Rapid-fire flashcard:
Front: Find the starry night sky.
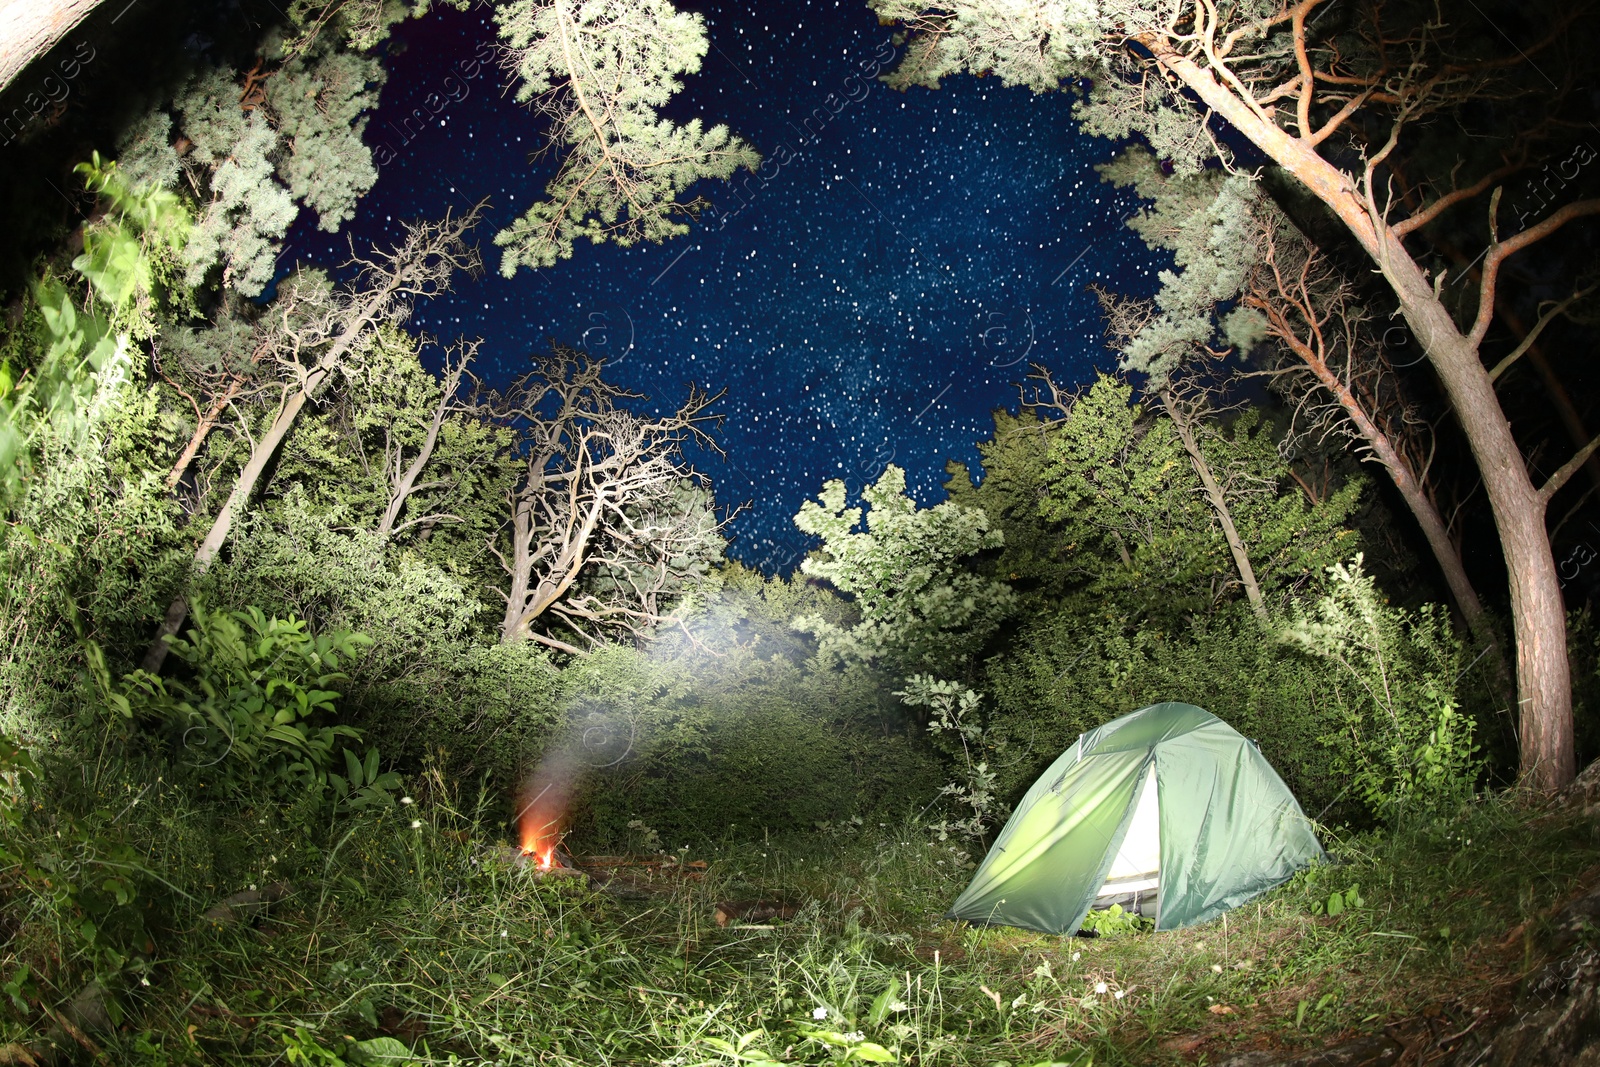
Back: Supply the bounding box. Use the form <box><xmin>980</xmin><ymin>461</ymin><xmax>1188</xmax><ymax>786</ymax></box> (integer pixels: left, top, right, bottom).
<box><xmin>282</xmin><ymin>0</ymin><xmax>1161</xmax><ymax>574</ymax></box>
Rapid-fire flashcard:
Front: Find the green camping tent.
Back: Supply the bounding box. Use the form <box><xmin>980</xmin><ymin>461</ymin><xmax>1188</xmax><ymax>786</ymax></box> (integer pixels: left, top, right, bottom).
<box><xmin>947</xmin><ymin>702</ymin><xmax>1323</xmax><ymax>933</ymax></box>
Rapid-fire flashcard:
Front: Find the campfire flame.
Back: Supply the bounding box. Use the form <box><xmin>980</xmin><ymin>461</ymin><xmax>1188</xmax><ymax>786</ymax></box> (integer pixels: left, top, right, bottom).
<box><xmin>516</xmin><ymin>771</ymin><xmax>572</xmax><ymax>871</ymax></box>
<box><xmin>519</xmin><ymin>818</ymin><xmax>557</xmax><ymax>870</ymax></box>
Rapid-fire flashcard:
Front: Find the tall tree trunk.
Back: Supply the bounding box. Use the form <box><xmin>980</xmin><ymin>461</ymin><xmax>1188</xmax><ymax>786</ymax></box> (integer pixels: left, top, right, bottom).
<box><xmin>0</xmin><ymin>0</ymin><xmax>100</xmax><ymax>96</ymax></box>
<box><xmin>1160</xmin><ymin>389</ymin><xmax>1269</xmax><ymax>622</ymax></box>
<box><xmin>1148</xmin><ymin>39</ymin><xmax>1576</xmax><ymax>789</ymax></box>
<box><xmin>1286</xmin><ymin>330</ymin><xmax>1508</xmax><ymax>687</ymax></box>
<box><xmin>1253</xmin><ymin>291</ymin><xmax>1507</xmax><ymax>680</ymax></box>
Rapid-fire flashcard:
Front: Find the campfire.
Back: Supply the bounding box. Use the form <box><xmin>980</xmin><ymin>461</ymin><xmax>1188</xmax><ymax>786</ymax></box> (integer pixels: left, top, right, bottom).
<box><xmin>516</xmin><ymin>784</ymin><xmax>570</xmax><ymax>871</ymax></box>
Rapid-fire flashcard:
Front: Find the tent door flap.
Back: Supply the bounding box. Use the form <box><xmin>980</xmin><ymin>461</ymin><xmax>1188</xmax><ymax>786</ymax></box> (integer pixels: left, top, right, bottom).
<box><xmin>1094</xmin><ymin>763</ymin><xmax>1160</xmax><ymax>903</ymax></box>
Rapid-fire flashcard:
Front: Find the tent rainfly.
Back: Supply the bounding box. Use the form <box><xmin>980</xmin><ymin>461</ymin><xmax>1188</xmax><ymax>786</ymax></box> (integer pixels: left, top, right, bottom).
<box><xmin>947</xmin><ymin>702</ymin><xmax>1324</xmax><ymax>933</ymax></box>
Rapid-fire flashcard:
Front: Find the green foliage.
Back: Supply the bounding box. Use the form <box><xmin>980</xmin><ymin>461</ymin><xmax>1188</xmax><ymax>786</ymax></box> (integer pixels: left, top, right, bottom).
<box><xmin>865</xmin><ymin>1</ymin><xmax>1259</xmax><ymax>174</ymax></box>
<box><xmin>131</xmin><ymin>36</ymin><xmax>383</xmax><ymax>296</ymax></box>
<box><xmin>173</xmin><ymin>70</ymin><xmax>300</xmax><ymax>296</ymax></box>
<box><xmin>0</xmin><ymin>157</ymin><xmax>190</xmax><ymax>510</ymax></box>
<box><xmin>0</xmin><ymin>734</ymin><xmax>39</xmax><ymax>866</ymax></box>
<box><xmin>1095</xmin><ymin>147</ymin><xmax>1262</xmax><ymax>387</ymax></box>
<box><xmin>944</xmin><ymin>410</ymin><xmax>1069</xmax><ymax>609</ymax></box>
<box><xmin>867</xmin><ymin>0</ymin><xmax>1100</xmax><ymax>94</ymax></box>
<box><xmin>266</xmin><ymin>39</ymin><xmax>385</xmax><ymax>232</ymax></box>
<box><xmin>72</xmin><ymin>153</ymin><xmax>193</xmax><ymax>338</ymax></box>
<box><xmin>1078</xmin><ymin>902</ymin><xmax>1151</xmax><ymax>937</ymax></box>
<box><xmin>0</xmin><ymin>284</ymin><xmax>125</xmax><ymax>505</ymax></box>
<box><xmin>1283</xmin><ymin>556</ymin><xmax>1483</xmax><ymax>822</ymax></box>
<box><xmin>492</xmin><ymin>0</ymin><xmax>760</xmax><ymax>273</ymax></box>
<box><xmin>271</xmin><ymin>325</ymin><xmax>512</xmax><ymax>557</ymax></box>
<box><xmin>1032</xmin><ymin>376</ymin><xmax>1360</xmax><ymax>622</ymax></box>
<box><xmin>560</xmin><ymin>628</ymin><xmax>943</xmax><ymax>847</ymax></box>
<box><xmin>284</xmin><ymin>0</ymin><xmax>471</xmax><ymax>54</ymax></box>
<box><xmin>1038</xmin><ymin>376</ymin><xmax>1221</xmax><ymax>615</ymax></box>
<box><xmin>895</xmin><ymin>676</ymin><xmax>1000</xmax><ymax>844</ymax></box>
<box><xmin>1311</xmin><ymin>884</ymin><xmax>1364</xmax><ymax>917</ymax></box>
<box><xmin>119</xmin><ymin>601</ymin><xmax>382</xmax><ymax>803</ymax></box>
<box><xmin>985</xmin><ymin>600</ymin><xmax>1349</xmax><ymax>817</ymax></box>
<box><xmin>0</xmin><ymin>739</ymin><xmax>159</xmax><ymax>988</ymax></box>
<box><xmin>794</xmin><ymin>465</ymin><xmax>1019</xmax><ymax>677</ymax></box>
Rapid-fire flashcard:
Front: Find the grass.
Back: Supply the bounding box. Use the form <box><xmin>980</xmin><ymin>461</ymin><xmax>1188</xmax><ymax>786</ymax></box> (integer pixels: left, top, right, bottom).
<box><xmin>6</xmin><ymin>768</ymin><xmax>1599</xmax><ymax>1067</ymax></box>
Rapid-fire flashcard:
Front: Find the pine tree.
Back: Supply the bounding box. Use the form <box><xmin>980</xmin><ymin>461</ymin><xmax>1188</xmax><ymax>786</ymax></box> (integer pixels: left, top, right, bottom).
<box><xmin>115</xmin><ymin>33</ymin><xmax>385</xmax><ymax>297</ymax></box>
<box><xmin>491</xmin><ymin>0</ymin><xmax>759</xmax><ymax>274</ymax></box>
<box><xmin>792</xmin><ymin>465</ymin><xmax>1019</xmax><ymax>677</ymax></box>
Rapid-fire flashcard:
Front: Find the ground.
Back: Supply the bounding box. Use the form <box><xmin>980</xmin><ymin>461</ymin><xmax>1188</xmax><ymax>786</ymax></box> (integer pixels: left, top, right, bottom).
<box><xmin>12</xmin><ymin>788</ymin><xmax>1600</xmax><ymax>1066</ymax></box>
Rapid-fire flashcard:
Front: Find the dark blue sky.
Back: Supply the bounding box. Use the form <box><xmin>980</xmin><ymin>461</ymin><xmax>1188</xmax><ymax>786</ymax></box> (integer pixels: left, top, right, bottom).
<box><xmin>284</xmin><ymin>0</ymin><xmax>1159</xmax><ymax>574</ymax></box>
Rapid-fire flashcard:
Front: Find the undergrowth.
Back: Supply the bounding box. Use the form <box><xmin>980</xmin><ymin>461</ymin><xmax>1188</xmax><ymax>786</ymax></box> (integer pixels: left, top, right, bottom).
<box><xmin>7</xmin><ymin>770</ymin><xmax>1596</xmax><ymax>1067</ymax></box>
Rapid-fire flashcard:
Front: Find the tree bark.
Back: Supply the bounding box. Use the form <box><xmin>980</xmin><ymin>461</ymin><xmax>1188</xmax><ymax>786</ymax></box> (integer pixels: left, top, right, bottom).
<box><xmin>375</xmin><ymin>352</ymin><xmax>469</xmax><ymax>538</ymax></box>
<box><xmin>165</xmin><ymin>381</ymin><xmax>241</xmax><ymax>490</ymax></box>
<box><xmin>1146</xmin><ymin>38</ymin><xmax>1575</xmax><ymax>789</ymax></box>
<box><xmin>1160</xmin><ymin>389</ymin><xmax>1269</xmax><ymax>622</ymax></box>
<box><xmin>0</xmin><ymin>0</ymin><xmax>100</xmax><ymax>97</ymax></box>
<box><xmin>140</xmin><ymin>294</ymin><xmax>385</xmax><ymax>672</ymax></box>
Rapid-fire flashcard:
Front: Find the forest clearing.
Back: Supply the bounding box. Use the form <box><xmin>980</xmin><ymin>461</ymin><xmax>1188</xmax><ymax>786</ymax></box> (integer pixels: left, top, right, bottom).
<box><xmin>3</xmin><ymin>0</ymin><xmax>1600</xmax><ymax>1064</ymax></box>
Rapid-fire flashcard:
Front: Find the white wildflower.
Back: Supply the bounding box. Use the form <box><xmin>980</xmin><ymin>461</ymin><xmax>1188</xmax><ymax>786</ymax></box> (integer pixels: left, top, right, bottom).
<box><xmin>1093</xmin><ymin>981</ymin><xmax>1108</xmax><ymax>994</ymax></box>
<box><xmin>812</xmin><ymin>1007</ymin><xmax>828</xmax><ymax>1020</ymax></box>
<box><xmin>1113</xmin><ymin>989</ymin><xmax>1125</xmax><ymax>1000</ymax></box>
<box><xmin>400</xmin><ymin>796</ymin><xmax>414</xmax><ymax>805</ymax></box>
<box><xmin>411</xmin><ymin>819</ymin><xmax>423</xmax><ymax>829</ymax></box>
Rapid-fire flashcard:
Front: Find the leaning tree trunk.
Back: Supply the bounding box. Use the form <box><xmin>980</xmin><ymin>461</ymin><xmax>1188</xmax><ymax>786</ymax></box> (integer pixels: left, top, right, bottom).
<box><xmin>141</xmin><ymin>291</ymin><xmax>389</xmax><ymax>672</ymax></box>
<box><xmin>1160</xmin><ymin>389</ymin><xmax>1269</xmax><ymax>622</ymax></box>
<box><xmin>1150</xmin><ymin>40</ymin><xmax>1576</xmax><ymax>790</ymax></box>
<box><xmin>0</xmin><ymin>0</ymin><xmax>101</xmax><ymax>96</ymax></box>
<box><xmin>1264</xmin><ymin>316</ymin><xmax>1508</xmax><ymax>687</ymax></box>
<box><xmin>140</xmin><ymin>385</ymin><xmax>319</xmax><ymax>672</ymax></box>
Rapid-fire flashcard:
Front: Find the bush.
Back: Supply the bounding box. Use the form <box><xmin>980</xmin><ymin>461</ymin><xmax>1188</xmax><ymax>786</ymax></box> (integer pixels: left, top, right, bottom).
<box><xmin>558</xmin><ymin>645</ymin><xmax>944</xmax><ymax>848</ymax></box>
<box><xmin>985</xmin><ymin>599</ymin><xmax>1349</xmax><ymax>818</ymax></box>
<box><xmin>1283</xmin><ymin>555</ymin><xmax>1482</xmax><ymax>822</ymax></box>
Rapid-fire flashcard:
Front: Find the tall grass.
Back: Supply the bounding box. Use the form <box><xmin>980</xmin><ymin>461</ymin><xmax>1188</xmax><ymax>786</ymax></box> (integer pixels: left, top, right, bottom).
<box><xmin>6</xmin><ymin>768</ymin><xmax>1596</xmax><ymax>1066</ymax></box>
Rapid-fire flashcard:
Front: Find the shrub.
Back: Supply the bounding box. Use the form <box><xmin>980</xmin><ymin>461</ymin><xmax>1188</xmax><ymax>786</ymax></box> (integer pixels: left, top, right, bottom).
<box><xmin>895</xmin><ymin>675</ymin><xmax>1001</xmax><ymax>844</ymax></box>
<box><xmin>554</xmin><ymin>644</ymin><xmax>943</xmax><ymax>848</ymax></box>
<box><xmin>985</xmin><ymin>599</ymin><xmax>1348</xmax><ymax>818</ymax></box>
<box><xmin>1283</xmin><ymin>555</ymin><xmax>1482</xmax><ymax>822</ymax></box>
<box><xmin>118</xmin><ymin>601</ymin><xmax>397</xmax><ymax>810</ymax></box>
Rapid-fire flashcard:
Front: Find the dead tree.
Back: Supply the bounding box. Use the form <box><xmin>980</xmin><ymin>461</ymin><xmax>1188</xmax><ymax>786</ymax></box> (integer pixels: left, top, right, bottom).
<box><xmin>375</xmin><ymin>336</ymin><xmax>478</xmax><ymax>539</ymax></box>
<box><xmin>142</xmin><ymin>202</ymin><xmax>485</xmax><ymax>671</ymax></box>
<box><xmin>482</xmin><ymin>344</ymin><xmax>731</xmax><ymax>653</ymax></box>
<box><xmin>1239</xmin><ymin>209</ymin><xmax>1509</xmax><ymax>690</ymax></box>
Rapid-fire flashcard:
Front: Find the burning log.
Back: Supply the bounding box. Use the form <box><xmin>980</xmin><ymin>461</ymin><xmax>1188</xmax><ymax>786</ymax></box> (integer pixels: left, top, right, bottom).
<box><xmin>484</xmin><ymin>842</ymin><xmax>587</xmax><ymax>881</ymax></box>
